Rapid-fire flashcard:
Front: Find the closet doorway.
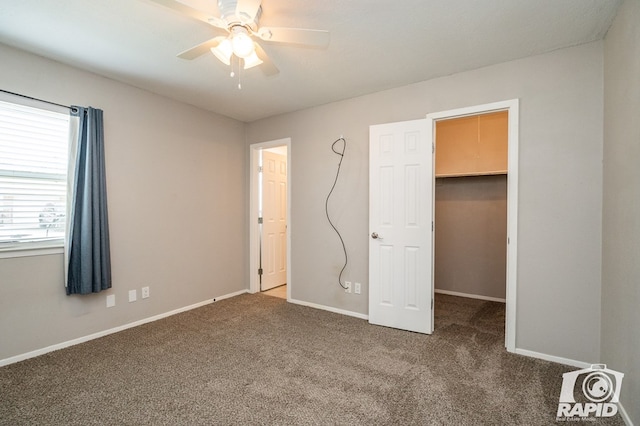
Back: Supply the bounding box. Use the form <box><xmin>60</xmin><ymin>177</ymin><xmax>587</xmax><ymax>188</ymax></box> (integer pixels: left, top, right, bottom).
<box><xmin>249</xmin><ymin>139</ymin><xmax>291</xmax><ymax>300</ymax></box>
<box><xmin>428</xmin><ymin>100</ymin><xmax>519</xmax><ymax>351</ymax></box>
<box><xmin>435</xmin><ymin>112</ymin><xmax>508</xmax><ymax>302</ymax></box>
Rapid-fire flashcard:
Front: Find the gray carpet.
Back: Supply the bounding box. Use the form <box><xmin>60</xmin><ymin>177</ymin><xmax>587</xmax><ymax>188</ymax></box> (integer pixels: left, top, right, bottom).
<box><xmin>0</xmin><ymin>293</ymin><xmax>625</xmax><ymax>425</ymax></box>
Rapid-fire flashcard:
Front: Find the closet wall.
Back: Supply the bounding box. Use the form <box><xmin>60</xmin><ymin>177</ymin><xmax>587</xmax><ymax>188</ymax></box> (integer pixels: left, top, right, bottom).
<box><xmin>434</xmin><ymin>111</ymin><xmax>508</xmax><ymax>300</ymax></box>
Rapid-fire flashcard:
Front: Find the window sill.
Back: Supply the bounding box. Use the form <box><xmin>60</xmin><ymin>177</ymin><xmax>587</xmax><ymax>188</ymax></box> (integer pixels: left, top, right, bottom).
<box><xmin>0</xmin><ymin>243</ymin><xmax>64</xmax><ymax>259</ymax></box>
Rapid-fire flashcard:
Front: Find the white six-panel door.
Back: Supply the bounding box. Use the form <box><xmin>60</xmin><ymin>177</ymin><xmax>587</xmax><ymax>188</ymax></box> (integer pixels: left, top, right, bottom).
<box><xmin>369</xmin><ymin>119</ymin><xmax>433</xmax><ymax>334</ymax></box>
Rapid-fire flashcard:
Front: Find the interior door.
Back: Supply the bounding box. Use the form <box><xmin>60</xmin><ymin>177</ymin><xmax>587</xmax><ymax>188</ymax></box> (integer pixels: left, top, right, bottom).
<box><xmin>369</xmin><ymin>119</ymin><xmax>434</xmax><ymax>334</ymax></box>
<box><xmin>261</xmin><ymin>150</ymin><xmax>287</xmax><ymax>291</ymax></box>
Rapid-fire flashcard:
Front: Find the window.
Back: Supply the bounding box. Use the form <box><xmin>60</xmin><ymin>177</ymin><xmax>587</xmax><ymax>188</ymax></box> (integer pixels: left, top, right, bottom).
<box><xmin>0</xmin><ymin>98</ymin><xmax>70</xmax><ymax>250</ymax></box>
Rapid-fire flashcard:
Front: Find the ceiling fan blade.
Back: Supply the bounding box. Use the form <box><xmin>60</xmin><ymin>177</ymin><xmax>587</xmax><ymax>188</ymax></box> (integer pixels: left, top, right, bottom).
<box><xmin>177</xmin><ymin>37</ymin><xmax>224</xmax><ymax>60</ymax></box>
<box><xmin>254</xmin><ymin>44</ymin><xmax>279</xmax><ymax>76</ymax></box>
<box><xmin>236</xmin><ymin>0</ymin><xmax>261</xmax><ymax>23</ymax></box>
<box><xmin>147</xmin><ymin>0</ymin><xmax>212</xmax><ymax>25</ymax></box>
<box><xmin>208</xmin><ymin>16</ymin><xmax>229</xmax><ymax>29</ymax></box>
<box><xmin>257</xmin><ymin>27</ymin><xmax>330</xmax><ymax>48</ymax></box>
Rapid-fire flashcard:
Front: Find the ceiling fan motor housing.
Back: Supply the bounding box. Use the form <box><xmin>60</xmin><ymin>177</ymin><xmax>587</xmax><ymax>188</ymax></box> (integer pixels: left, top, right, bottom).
<box><xmin>218</xmin><ymin>0</ymin><xmax>261</xmax><ymax>30</ymax></box>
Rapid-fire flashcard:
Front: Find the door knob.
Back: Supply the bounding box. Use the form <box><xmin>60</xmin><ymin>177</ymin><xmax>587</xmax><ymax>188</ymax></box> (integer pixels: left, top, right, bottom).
<box><xmin>371</xmin><ymin>232</ymin><xmax>381</xmax><ymax>239</ymax></box>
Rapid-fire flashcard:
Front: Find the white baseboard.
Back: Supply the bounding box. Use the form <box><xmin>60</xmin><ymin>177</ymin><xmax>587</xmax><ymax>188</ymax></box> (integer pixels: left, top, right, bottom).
<box><xmin>513</xmin><ymin>348</ymin><xmax>591</xmax><ymax>369</ymax></box>
<box><xmin>435</xmin><ymin>289</ymin><xmax>506</xmax><ymax>303</ymax></box>
<box><xmin>288</xmin><ymin>297</ymin><xmax>369</xmax><ymax>320</ymax></box>
<box><xmin>213</xmin><ymin>289</ymin><xmax>248</xmax><ymax>302</ymax></box>
<box><xmin>618</xmin><ymin>401</ymin><xmax>634</xmax><ymax>426</ymax></box>
<box><xmin>0</xmin><ymin>289</ymin><xmax>248</xmax><ymax>367</ymax></box>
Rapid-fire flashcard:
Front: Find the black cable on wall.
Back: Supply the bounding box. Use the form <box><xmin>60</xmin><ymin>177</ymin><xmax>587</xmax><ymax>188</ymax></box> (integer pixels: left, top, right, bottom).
<box><xmin>325</xmin><ymin>137</ymin><xmax>348</xmax><ymax>290</ymax></box>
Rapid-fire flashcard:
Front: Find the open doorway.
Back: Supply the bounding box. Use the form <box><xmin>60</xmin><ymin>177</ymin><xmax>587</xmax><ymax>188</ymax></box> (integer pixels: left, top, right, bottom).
<box><xmin>427</xmin><ymin>100</ymin><xmax>519</xmax><ymax>352</ymax></box>
<box><xmin>260</xmin><ymin>146</ymin><xmax>287</xmax><ymax>292</ymax></box>
<box><xmin>249</xmin><ymin>139</ymin><xmax>291</xmax><ymax>300</ymax></box>
<box><xmin>434</xmin><ymin>112</ymin><xmax>508</xmax><ymax>347</ymax></box>
<box><xmin>434</xmin><ymin>111</ymin><xmax>508</xmax><ymax>302</ymax></box>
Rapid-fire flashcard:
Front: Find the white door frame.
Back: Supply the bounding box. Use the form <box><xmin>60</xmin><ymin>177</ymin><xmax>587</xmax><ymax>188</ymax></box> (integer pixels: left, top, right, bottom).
<box><xmin>427</xmin><ymin>99</ymin><xmax>519</xmax><ymax>352</ymax></box>
<box><xmin>249</xmin><ymin>138</ymin><xmax>292</xmax><ymax>299</ymax></box>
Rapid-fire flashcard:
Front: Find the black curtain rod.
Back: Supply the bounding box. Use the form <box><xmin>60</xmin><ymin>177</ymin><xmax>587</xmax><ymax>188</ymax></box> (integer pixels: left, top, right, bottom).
<box><xmin>0</xmin><ymin>89</ymin><xmax>74</xmax><ymax>111</ymax></box>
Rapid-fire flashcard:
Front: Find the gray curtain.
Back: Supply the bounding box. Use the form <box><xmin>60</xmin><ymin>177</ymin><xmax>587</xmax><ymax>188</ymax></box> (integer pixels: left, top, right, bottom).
<box><xmin>65</xmin><ymin>106</ymin><xmax>111</xmax><ymax>295</ymax></box>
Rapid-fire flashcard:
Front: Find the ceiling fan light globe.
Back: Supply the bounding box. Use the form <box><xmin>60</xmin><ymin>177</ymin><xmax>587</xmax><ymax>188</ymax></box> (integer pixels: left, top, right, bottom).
<box><xmin>210</xmin><ymin>39</ymin><xmax>233</xmax><ymax>65</ymax></box>
<box><xmin>231</xmin><ymin>31</ymin><xmax>255</xmax><ymax>58</ymax></box>
<box><xmin>242</xmin><ymin>50</ymin><xmax>263</xmax><ymax>69</ymax></box>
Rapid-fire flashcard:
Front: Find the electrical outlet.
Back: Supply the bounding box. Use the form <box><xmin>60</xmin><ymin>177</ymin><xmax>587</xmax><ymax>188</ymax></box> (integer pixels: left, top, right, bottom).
<box><xmin>106</xmin><ymin>294</ymin><xmax>115</xmax><ymax>308</ymax></box>
<box><xmin>354</xmin><ymin>282</ymin><xmax>361</xmax><ymax>294</ymax></box>
<box><xmin>128</xmin><ymin>289</ymin><xmax>137</xmax><ymax>302</ymax></box>
<box><xmin>344</xmin><ymin>281</ymin><xmax>351</xmax><ymax>293</ymax></box>
<box><xmin>141</xmin><ymin>286</ymin><xmax>150</xmax><ymax>299</ymax></box>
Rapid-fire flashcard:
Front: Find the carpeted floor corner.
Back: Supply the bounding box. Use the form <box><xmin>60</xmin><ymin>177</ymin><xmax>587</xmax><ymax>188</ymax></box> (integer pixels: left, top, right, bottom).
<box><xmin>0</xmin><ymin>293</ymin><xmax>625</xmax><ymax>425</ymax></box>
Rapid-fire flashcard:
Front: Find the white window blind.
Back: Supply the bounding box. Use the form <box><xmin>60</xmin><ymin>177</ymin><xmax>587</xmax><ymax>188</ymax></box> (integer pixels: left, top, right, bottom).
<box><xmin>0</xmin><ymin>99</ymin><xmax>70</xmax><ymax>248</ymax></box>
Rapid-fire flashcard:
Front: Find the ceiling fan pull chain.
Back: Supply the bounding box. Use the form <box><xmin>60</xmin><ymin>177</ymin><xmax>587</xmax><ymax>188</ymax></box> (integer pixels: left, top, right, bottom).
<box><xmin>230</xmin><ymin>55</ymin><xmax>236</xmax><ymax>78</ymax></box>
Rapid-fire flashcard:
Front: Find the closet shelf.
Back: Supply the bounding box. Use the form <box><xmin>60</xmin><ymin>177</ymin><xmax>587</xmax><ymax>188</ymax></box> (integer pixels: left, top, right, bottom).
<box><xmin>436</xmin><ymin>170</ymin><xmax>507</xmax><ymax>178</ymax></box>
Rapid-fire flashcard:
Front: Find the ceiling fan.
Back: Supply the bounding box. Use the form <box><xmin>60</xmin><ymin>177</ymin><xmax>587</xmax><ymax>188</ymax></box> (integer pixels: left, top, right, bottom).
<box><xmin>150</xmin><ymin>0</ymin><xmax>330</xmax><ymax>83</ymax></box>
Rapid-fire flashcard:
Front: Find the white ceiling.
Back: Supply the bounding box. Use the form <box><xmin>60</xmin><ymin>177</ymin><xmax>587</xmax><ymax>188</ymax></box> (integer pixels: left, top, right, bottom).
<box><xmin>0</xmin><ymin>0</ymin><xmax>621</xmax><ymax>122</ymax></box>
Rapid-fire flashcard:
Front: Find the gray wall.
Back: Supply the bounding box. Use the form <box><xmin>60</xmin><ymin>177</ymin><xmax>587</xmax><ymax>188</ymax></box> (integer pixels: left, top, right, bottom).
<box><xmin>247</xmin><ymin>41</ymin><xmax>604</xmax><ymax>364</ymax></box>
<box><xmin>0</xmin><ymin>44</ymin><xmax>246</xmax><ymax>361</ymax></box>
<box><xmin>602</xmin><ymin>0</ymin><xmax>640</xmax><ymax>420</ymax></box>
<box><xmin>434</xmin><ymin>175</ymin><xmax>507</xmax><ymax>300</ymax></box>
